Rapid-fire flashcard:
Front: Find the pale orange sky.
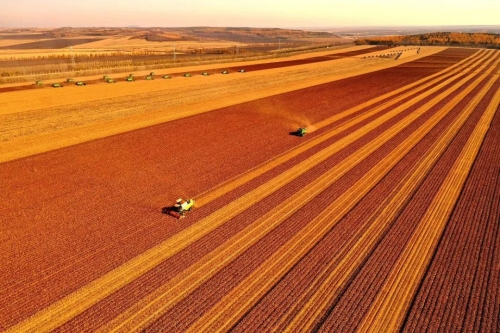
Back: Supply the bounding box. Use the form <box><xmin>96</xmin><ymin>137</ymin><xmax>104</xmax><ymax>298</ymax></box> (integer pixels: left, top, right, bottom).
<box><xmin>1</xmin><ymin>0</ymin><xmax>499</xmax><ymax>27</ymax></box>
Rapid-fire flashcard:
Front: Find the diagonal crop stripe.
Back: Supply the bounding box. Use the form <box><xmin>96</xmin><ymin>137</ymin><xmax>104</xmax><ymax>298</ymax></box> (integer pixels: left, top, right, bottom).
<box><xmin>4</xmin><ymin>49</ymin><xmax>490</xmax><ymax>333</ymax></box>
<box><xmin>356</xmin><ymin>84</ymin><xmax>500</xmax><ymax>333</ymax></box>
<box><xmin>184</xmin><ymin>73</ymin><xmax>497</xmax><ymax>333</ymax></box>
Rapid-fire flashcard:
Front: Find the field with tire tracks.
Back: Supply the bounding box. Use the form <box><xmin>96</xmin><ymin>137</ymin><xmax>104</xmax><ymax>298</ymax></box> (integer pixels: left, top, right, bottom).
<box><xmin>1</xmin><ymin>46</ymin><xmax>498</xmax><ymax>332</ymax></box>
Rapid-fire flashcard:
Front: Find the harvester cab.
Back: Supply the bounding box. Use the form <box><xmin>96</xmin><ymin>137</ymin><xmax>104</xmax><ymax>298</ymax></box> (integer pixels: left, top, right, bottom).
<box><xmin>163</xmin><ymin>198</ymin><xmax>195</xmax><ymax>219</ymax></box>
<box><xmin>66</xmin><ymin>78</ymin><xmax>74</xmax><ymax>83</ymax></box>
<box><xmin>295</xmin><ymin>127</ymin><xmax>307</xmax><ymax>137</ymax></box>
<box><xmin>150</xmin><ymin>72</ymin><xmax>156</xmax><ymax>76</ymax></box>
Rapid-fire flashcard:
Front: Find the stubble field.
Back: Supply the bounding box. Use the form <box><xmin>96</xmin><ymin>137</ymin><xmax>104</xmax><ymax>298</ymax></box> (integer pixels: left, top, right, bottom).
<box><xmin>0</xmin><ymin>45</ymin><xmax>498</xmax><ymax>332</ymax></box>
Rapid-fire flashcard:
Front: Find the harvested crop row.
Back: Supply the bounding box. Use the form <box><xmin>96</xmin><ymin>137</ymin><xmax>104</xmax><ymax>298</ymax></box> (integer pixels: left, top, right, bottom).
<box><xmin>317</xmin><ymin>75</ymin><xmax>499</xmax><ymax>332</ymax></box>
<box><xmin>355</xmin><ymin>77</ymin><xmax>500</xmax><ymax>333</ymax></box>
<box><xmin>53</xmin><ymin>63</ymin><xmax>458</xmax><ymax>332</ymax></box>
<box><xmin>56</xmin><ymin>67</ymin><xmax>487</xmax><ymax>331</ymax></box>
<box><xmin>231</xmin><ymin>70</ymin><xmax>498</xmax><ymax>333</ymax></box>
<box><xmin>177</xmin><ymin>65</ymin><xmax>497</xmax><ymax>333</ymax></box>
<box><xmin>138</xmin><ymin>55</ymin><xmax>500</xmax><ymax>332</ymax></box>
<box><xmin>402</xmin><ymin>82</ymin><xmax>500</xmax><ymax>333</ymax></box>
<box><xmin>82</xmin><ymin>56</ymin><xmax>496</xmax><ymax>330</ymax></box>
<box><xmin>0</xmin><ymin>47</ymin><xmax>476</xmax><ymax>322</ymax></box>
<box><xmin>0</xmin><ymin>48</ymin><xmax>484</xmax><ymax>331</ymax></box>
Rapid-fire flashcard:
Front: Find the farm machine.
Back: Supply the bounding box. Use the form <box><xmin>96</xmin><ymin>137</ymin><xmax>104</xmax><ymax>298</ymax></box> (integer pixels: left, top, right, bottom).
<box><xmin>162</xmin><ymin>198</ymin><xmax>195</xmax><ymax>219</ymax></box>
<box><xmin>238</xmin><ymin>69</ymin><xmax>246</xmax><ymax>73</ymax></box>
<box><xmin>66</xmin><ymin>78</ymin><xmax>74</xmax><ymax>83</ymax></box>
<box><xmin>294</xmin><ymin>127</ymin><xmax>307</xmax><ymax>137</ymax></box>
<box><xmin>75</xmin><ymin>81</ymin><xmax>86</xmax><ymax>86</ymax></box>
<box><xmin>221</xmin><ymin>70</ymin><xmax>229</xmax><ymax>74</ymax></box>
<box><xmin>184</xmin><ymin>73</ymin><xmax>191</xmax><ymax>77</ymax></box>
<box><xmin>35</xmin><ymin>80</ymin><xmax>43</xmax><ymax>86</ymax></box>
<box><xmin>202</xmin><ymin>72</ymin><xmax>209</xmax><ymax>76</ymax></box>
<box><xmin>52</xmin><ymin>83</ymin><xmax>63</xmax><ymax>88</ymax></box>
<box><xmin>163</xmin><ymin>75</ymin><xmax>171</xmax><ymax>79</ymax></box>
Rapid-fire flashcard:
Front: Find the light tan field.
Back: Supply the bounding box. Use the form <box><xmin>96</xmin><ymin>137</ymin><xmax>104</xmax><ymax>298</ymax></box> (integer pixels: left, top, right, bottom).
<box><xmin>0</xmin><ymin>46</ymin><xmax>444</xmax><ymax>163</ymax></box>
<box><xmin>72</xmin><ymin>37</ymin><xmax>244</xmax><ymax>51</ymax></box>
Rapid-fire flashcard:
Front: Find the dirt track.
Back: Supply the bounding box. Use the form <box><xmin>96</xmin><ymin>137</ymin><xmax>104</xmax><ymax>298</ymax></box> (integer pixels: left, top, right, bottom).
<box><xmin>1</xmin><ymin>47</ymin><xmax>499</xmax><ymax>332</ymax></box>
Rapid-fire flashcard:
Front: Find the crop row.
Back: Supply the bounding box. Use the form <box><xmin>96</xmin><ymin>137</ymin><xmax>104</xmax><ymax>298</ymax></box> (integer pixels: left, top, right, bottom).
<box><xmin>0</xmin><ymin>46</ymin><xmax>490</xmax><ymax>330</ymax></box>
<box><xmin>229</xmin><ymin>66</ymin><xmax>497</xmax><ymax>333</ymax></box>
<box><xmin>402</xmin><ymin>81</ymin><xmax>500</xmax><ymax>332</ymax></box>
<box><xmin>68</xmin><ymin>50</ymin><xmax>498</xmax><ymax>330</ymax></box>
<box><xmin>317</xmin><ymin>77</ymin><xmax>499</xmax><ymax>331</ymax></box>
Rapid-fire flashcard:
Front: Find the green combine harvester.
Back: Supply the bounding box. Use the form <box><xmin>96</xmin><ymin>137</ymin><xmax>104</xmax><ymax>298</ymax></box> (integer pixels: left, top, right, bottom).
<box><xmin>221</xmin><ymin>70</ymin><xmax>229</xmax><ymax>74</ymax></box>
<box><xmin>52</xmin><ymin>83</ymin><xmax>62</xmax><ymax>88</ymax></box>
<box><xmin>107</xmin><ymin>79</ymin><xmax>116</xmax><ymax>83</ymax></box>
<box><xmin>183</xmin><ymin>73</ymin><xmax>191</xmax><ymax>77</ymax></box>
<box><xmin>66</xmin><ymin>78</ymin><xmax>74</xmax><ymax>83</ymax></box>
<box><xmin>202</xmin><ymin>72</ymin><xmax>209</xmax><ymax>76</ymax></box>
<box><xmin>295</xmin><ymin>127</ymin><xmax>307</xmax><ymax>137</ymax></box>
<box><xmin>75</xmin><ymin>81</ymin><xmax>86</xmax><ymax>86</ymax></box>
<box><xmin>35</xmin><ymin>80</ymin><xmax>43</xmax><ymax>86</ymax></box>
<box><xmin>162</xmin><ymin>75</ymin><xmax>170</xmax><ymax>79</ymax></box>
<box><xmin>146</xmin><ymin>76</ymin><xmax>153</xmax><ymax>80</ymax></box>
<box><xmin>126</xmin><ymin>77</ymin><xmax>134</xmax><ymax>82</ymax></box>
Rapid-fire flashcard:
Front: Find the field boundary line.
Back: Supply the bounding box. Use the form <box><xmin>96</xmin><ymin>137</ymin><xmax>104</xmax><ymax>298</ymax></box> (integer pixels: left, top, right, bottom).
<box><xmin>356</xmin><ymin>78</ymin><xmax>500</xmax><ymax>333</ymax></box>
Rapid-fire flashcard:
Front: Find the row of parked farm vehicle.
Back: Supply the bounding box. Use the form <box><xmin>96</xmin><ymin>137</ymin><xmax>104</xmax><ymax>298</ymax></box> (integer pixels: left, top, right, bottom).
<box><xmin>35</xmin><ymin>69</ymin><xmax>247</xmax><ymax>88</ymax></box>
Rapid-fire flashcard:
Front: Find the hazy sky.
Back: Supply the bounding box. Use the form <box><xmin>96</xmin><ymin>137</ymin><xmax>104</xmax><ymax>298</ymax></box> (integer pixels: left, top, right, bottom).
<box><xmin>1</xmin><ymin>0</ymin><xmax>498</xmax><ymax>28</ymax></box>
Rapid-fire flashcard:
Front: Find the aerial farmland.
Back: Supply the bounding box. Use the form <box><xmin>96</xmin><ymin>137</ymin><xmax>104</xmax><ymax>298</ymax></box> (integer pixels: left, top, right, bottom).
<box><xmin>0</xmin><ymin>18</ymin><xmax>499</xmax><ymax>333</ymax></box>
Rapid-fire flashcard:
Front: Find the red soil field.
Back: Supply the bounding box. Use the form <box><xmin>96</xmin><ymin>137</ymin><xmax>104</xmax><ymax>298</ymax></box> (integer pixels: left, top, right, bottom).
<box><xmin>1</xmin><ymin>47</ymin><xmax>498</xmax><ymax>332</ymax></box>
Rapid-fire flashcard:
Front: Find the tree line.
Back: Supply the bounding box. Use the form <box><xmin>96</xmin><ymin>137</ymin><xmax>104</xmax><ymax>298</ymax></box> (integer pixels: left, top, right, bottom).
<box><xmin>355</xmin><ymin>32</ymin><xmax>500</xmax><ymax>47</ymax></box>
